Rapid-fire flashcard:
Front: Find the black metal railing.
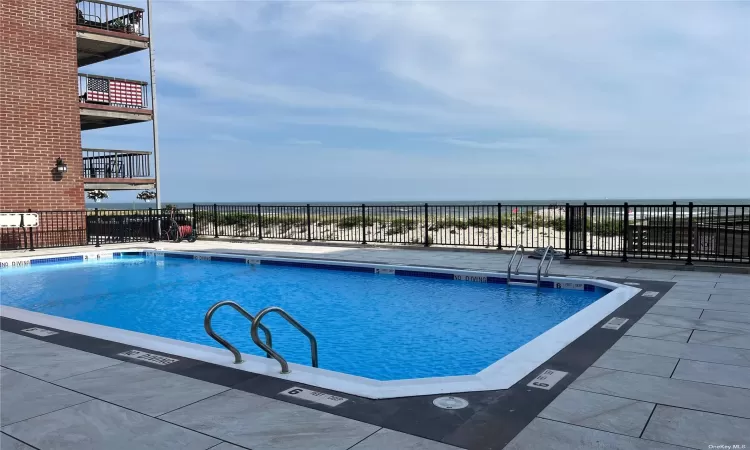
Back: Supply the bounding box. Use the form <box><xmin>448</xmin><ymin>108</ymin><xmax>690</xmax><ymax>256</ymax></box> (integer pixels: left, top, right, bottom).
<box><xmin>567</xmin><ymin>203</ymin><xmax>750</xmax><ymax>264</ymax></box>
<box><xmin>0</xmin><ymin>209</ymin><xmax>193</xmax><ymax>251</ymax></box>
<box><xmin>2</xmin><ymin>203</ymin><xmax>748</xmax><ymax>264</ymax></box>
<box><xmin>193</xmin><ymin>204</ymin><xmax>569</xmax><ymax>249</ymax></box>
<box><xmin>82</xmin><ymin>149</ymin><xmax>151</xmax><ymax>179</ymax></box>
<box><xmin>1</xmin><ymin>211</ymin><xmax>88</xmax><ymax>250</ymax></box>
<box><xmin>76</xmin><ymin>0</ymin><xmax>146</xmax><ymax>36</ymax></box>
<box><xmin>192</xmin><ymin>203</ymin><xmax>748</xmax><ymax>264</ymax></box>
<box><xmin>78</xmin><ymin>74</ymin><xmax>150</xmax><ymax>109</ymax></box>
<box><xmin>87</xmin><ymin>209</ymin><xmax>192</xmax><ymax>246</ymax></box>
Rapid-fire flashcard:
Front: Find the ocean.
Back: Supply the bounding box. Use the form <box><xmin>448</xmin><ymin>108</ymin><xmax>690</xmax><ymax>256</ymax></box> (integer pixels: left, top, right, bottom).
<box><xmin>86</xmin><ymin>198</ymin><xmax>750</xmax><ymax>210</ymax></box>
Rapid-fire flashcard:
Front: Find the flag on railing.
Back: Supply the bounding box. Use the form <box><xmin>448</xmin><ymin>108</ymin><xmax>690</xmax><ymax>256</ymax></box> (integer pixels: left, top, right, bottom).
<box><xmin>86</xmin><ymin>78</ymin><xmax>143</xmax><ymax>107</ymax></box>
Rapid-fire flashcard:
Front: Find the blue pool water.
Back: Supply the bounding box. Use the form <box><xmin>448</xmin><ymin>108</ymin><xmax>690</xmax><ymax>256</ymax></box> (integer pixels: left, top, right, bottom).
<box><xmin>0</xmin><ymin>256</ymin><xmax>604</xmax><ymax>380</ymax></box>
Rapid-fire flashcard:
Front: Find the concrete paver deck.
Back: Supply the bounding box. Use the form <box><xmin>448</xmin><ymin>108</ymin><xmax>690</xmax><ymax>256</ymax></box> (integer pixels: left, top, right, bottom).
<box><xmin>2</xmin><ymin>241</ymin><xmax>749</xmax><ymax>449</ymax></box>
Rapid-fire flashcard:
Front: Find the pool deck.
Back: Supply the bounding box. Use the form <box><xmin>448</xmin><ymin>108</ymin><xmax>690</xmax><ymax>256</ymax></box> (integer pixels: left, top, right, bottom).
<box><xmin>2</xmin><ymin>241</ymin><xmax>750</xmax><ymax>450</ymax></box>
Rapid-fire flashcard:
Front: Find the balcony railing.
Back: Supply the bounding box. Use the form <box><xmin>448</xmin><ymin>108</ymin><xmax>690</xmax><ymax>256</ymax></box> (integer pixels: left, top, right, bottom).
<box><xmin>83</xmin><ymin>149</ymin><xmax>152</xmax><ymax>179</ymax></box>
<box><xmin>78</xmin><ymin>74</ymin><xmax>150</xmax><ymax>110</ymax></box>
<box><xmin>76</xmin><ymin>0</ymin><xmax>146</xmax><ymax>36</ymax></box>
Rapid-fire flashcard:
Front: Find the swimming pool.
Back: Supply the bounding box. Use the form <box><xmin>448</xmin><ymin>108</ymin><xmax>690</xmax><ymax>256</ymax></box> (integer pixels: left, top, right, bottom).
<box><xmin>0</xmin><ymin>250</ymin><xmax>638</xmax><ymax>398</ymax></box>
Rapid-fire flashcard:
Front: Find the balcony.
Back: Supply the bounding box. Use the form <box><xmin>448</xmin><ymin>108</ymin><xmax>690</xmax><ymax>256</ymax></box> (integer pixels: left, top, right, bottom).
<box><xmin>76</xmin><ymin>0</ymin><xmax>149</xmax><ymax>66</ymax></box>
<box><xmin>83</xmin><ymin>149</ymin><xmax>155</xmax><ymax>190</ymax></box>
<box><xmin>79</xmin><ymin>74</ymin><xmax>153</xmax><ymax>130</ymax></box>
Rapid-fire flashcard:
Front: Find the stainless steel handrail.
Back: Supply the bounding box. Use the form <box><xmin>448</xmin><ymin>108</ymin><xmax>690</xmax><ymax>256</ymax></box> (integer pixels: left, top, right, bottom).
<box><xmin>204</xmin><ymin>300</ymin><xmax>273</xmax><ymax>364</ymax></box>
<box><xmin>251</xmin><ymin>306</ymin><xmax>318</xmax><ymax>374</ymax></box>
<box><xmin>537</xmin><ymin>245</ymin><xmax>554</xmax><ymax>287</ymax></box>
<box><xmin>507</xmin><ymin>244</ymin><xmax>525</xmax><ymax>282</ymax></box>
<box><xmin>544</xmin><ymin>248</ymin><xmax>555</xmax><ymax>276</ymax></box>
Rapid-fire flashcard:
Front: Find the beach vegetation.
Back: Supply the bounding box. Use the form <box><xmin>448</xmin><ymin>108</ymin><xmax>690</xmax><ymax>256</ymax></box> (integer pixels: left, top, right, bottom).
<box><xmin>588</xmin><ymin>218</ymin><xmax>622</xmax><ymax>237</ymax></box>
<box><xmin>336</xmin><ymin>216</ymin><xmax>375</xmax><ymax>229</ymax></box>
<box><xmin>429</xmin><ymin>218</ymin><xmax>469</xmax><ymax>230</ymax></box>
<box><xmin>387</xmin><ymin>218</ymin><xmax>418</xmax><ymax>235</ymax></box>
<box><xmin>190</xmin><ymin>209</ymin><xmax>621</xmax><ymax>238</ymax></box>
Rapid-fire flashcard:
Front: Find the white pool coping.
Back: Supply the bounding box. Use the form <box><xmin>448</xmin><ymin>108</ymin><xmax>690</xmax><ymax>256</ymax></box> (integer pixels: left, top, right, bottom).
<box><xmin>0</xmin><ymin>248</ymin><xmax>640</xmax><ymax>399</ymax></box>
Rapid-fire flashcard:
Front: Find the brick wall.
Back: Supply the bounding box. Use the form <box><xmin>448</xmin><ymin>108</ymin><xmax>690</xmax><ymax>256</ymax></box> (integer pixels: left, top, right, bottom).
<box><xmin>0</xmin><ymin>0</ymin><xmax>83</xmax><ymax>212</ymax></box>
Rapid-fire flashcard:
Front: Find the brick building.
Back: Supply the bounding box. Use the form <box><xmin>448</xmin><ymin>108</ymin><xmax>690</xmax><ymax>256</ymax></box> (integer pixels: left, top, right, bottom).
<box><xmin>1</xmin><ymin>0</ymin><xmax>157</xmax><ymax>212</ymax></box>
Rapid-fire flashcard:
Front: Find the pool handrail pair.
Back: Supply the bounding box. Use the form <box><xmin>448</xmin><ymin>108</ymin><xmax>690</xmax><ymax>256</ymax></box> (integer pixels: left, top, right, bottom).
<box><xmin>507</xmin><ymin>244</ymin><xmax>555</xmax><ymax>287</ymax></box>
<box><xmin>203</xmin><ymin>301</ymin><xmax>318</xmax><ymax>374</ymax></box>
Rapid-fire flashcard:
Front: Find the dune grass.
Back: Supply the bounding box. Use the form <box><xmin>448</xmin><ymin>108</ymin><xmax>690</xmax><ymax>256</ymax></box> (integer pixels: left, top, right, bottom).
<box><xmin>116</xmin><ymin>208</ymin><xmax>623</xmax><ymax>238</ymax></box>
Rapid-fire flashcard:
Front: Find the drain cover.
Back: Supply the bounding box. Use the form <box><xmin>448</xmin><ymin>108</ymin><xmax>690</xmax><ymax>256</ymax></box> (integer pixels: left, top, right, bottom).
<box><xmin>433</xmin><ymin>396</ymin><xmax>469</xmax><ymax>410</ymax></box>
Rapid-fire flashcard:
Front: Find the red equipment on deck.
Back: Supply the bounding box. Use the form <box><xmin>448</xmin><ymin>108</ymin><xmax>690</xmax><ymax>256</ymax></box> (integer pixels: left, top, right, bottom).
<box><xmin>179</xmin><ymin>225</ymin><xmax>193</xmax><ymax>238</ymax></box>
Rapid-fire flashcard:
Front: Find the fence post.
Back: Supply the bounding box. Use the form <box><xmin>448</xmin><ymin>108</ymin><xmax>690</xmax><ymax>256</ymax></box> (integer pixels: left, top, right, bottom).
<box><xmin>19</xmin><ymin>211</ymin><xmax>29</xmax><ymax>251</ymax></box>
<box><xmin>192</xmin><ymin>204</ymin><xmax>197</xmax><ymax>237</ymax></box>
<box><xmin>147</xmin><ymin>208</ymin><xmax>153</xmax><ymax>243</ymax></box>
<box><xmin>20</xmin><ymin>212</ymin><xmax>27</xmax><ymax>250</ymax></box>
<box><xmin>671</xmin><ymin>201</ymin><xmax>677</xmax><ymax>258</ymax></box>
<box><xmin>25</xmin><ymin>209</ymin><xmax>35</xmax><ymax>251</ymax></box>
<box><xmin>95</xmin><ymin>208</ymin><xmax>102</xmax><ymax>246</ymax></box>
<box><xmin>424</xmin><ymin>203</ymin><xmax>430</xmax><ymax>247</ymax></box>
<box><xmin>497</xmin><ymin>202</ymin><xmax>502</xmax><ymax>249</ymax></box>
<box><xmin>119</xmin><ymin>214</ymin><xmax>125</xmax><ymax>243</ymax></box>
<box><xmin>213</xmin><ymin>204</ymin><xmax>219</xmax><ymax>238</ymax></box>
<box><xmin>361</xmin><ymin>204</ymin><xmax>367</xmax><ymax>245</ymax></box>
<box><xmin>564</xmin><ymin>203</ymin><xmax>570</xmax><ymax>259</ymax></box>
<box><xmin>582</xmin><ymin>202</ymin><xmax>588</xmax><ymax>255</ymax></box>
<box><xmin>257</xmin><ymin>204</ymin><xmax>263</xmax><ymax>240</ymax></box>
<box><xmin>306</xmin><ymin>204</ymin><xmax>312</xmax><ymax>242</ymax></box>
<box><xmin>686</xmin><ymin>202</ymin><xmax>694</xmax><ymax>265</ymax></box>
<box><xmin>29</xmin><ymin>222</ymin><xmax>35</xmax><ymax>251</ymax></box>
<box><xmin>622</xmin><ymin>202</ymin><xmax>629</xmax><ymax>262</ymax></box>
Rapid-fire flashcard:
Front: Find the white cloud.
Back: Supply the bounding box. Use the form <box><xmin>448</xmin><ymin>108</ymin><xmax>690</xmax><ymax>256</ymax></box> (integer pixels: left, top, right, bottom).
<box><xmin>92</xmin><ymin>1</ymin><xmax>750</xmax><ymax>200</ymax></box>
<box><xmin>442</xmin><ymin>137</ymin><xmax>553</xmax><ymax>151</ymax></box>
<box><xmin>287</xmin><ymin>139</ymin><xmax>322</xmax><ymax>146</ymax></box>
<box><xmin>154</xmin><ymin>1</ymin><xmax>749</xmax><ymax>134</ymax></box>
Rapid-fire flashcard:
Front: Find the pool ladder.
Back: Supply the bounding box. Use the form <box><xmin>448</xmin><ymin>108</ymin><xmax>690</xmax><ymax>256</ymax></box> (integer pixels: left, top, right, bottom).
<box><xmin>507</xmin><ymin>244</ymin><xmax>556</xmax><ymax>287</ymax></box>
<box><xmin>204</xmin><ymin>301</ymin><xmax>318</xmax><ymax>374</ymax></box>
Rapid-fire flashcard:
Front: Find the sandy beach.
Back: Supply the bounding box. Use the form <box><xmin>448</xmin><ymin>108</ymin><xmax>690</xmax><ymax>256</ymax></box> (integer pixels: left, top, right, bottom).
<box><xmin>195</xmin><ymin>214</ymin><xmax>624</xmax><ymax>252</ymax></box>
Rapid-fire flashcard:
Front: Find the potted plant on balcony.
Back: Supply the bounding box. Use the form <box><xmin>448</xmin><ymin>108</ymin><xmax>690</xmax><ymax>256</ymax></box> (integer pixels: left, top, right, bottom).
<box><xmin>137</xmin><ymin>190</ymin><xmax>156</xmax><ymax>203</ymax></box>
<box><xmin>127</xmin><ymin>11</ymin><xmax>143</xmax><ymax>34</ymax></box>
<box><xmin>87</xmin><ymin>190</ymin><xmax>109</xmax><ymax>203</ymax></box>
<box><xmin>110</xmin><ymin>18</ymin><xmax>127</xmax><ymax>33</ymax></box>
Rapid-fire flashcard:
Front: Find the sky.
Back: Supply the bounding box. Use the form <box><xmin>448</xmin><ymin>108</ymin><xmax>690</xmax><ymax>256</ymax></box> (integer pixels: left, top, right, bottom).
<box><xmin>82</xmin><ymin>0</ymin><xmax>750</xmax><ymax>204</ymax></box>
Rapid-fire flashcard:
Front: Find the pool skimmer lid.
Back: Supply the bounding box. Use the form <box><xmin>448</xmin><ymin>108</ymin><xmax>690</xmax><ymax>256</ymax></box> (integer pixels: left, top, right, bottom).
<box><xmin>433</xmin><ymin>396</ymin><xmax>469</xmax><ymax>410</ymax></box>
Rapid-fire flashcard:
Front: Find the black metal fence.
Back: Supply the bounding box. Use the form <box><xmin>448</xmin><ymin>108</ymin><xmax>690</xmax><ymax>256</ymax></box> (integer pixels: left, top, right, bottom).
<box><xmin>82</xmin><ymin>149</ymin><xmax>152</xmax><ymax>179</ymax></box>
<box><xmin>76</xmin><ymin>0</ymin><xmax>146</xmax><ymax>36</ymax></box>
<box><xmin>0</xmin><ymin>211</ymin><xmax>88</xmax><ymax>250</ymax></box>
<box><xmin>195</xmin><ymin>203</ymin><xmax>749</xmax><ymax>264</ymax></box>
<box><xmin>0</xmin><ymin>209</ymin><xmax>193</xmax><ymax>251</ymax></box>
<box><xmin>193</xmin><ymin>204</ymin><xmax>569</xmax><ymax>249</ymax></box>
<box><xmin>2</xmin><ymin>203</ymin><xmax>748</xmax><ymax>265</ymax></box>
<box><xmin>567</xmin><ymin>203</ymin><xmax>750</xmax><ymax>264</ymax></box>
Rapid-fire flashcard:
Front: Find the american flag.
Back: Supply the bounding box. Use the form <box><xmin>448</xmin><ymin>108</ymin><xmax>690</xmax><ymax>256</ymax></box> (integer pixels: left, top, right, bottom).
<box><xmin>86</xmin><ymin>77</ymin><xmax>143</xmax><ymax>107</ymax></box>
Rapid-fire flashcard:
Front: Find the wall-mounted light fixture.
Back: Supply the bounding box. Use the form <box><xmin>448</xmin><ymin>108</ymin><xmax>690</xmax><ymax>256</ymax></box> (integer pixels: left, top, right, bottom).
<box><xmin>55</xmin><ymin>157</ymin><xmax>68</xmax><ymax>174</ymax></box>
